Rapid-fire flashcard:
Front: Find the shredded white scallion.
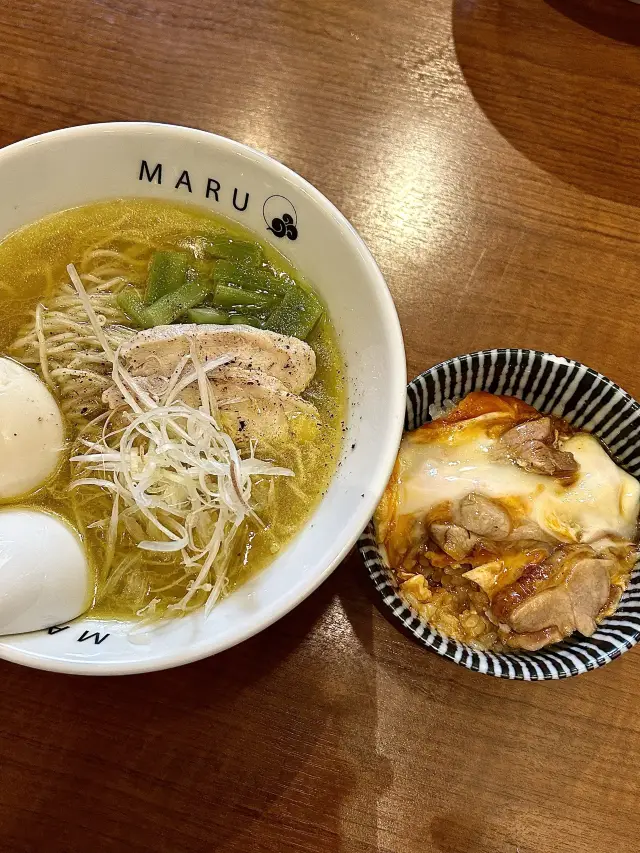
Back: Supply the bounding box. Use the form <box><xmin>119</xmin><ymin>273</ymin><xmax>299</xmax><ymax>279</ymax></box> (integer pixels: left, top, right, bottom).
<box><xmin>66</xmin><ymin>263</ymin><xmax>294</xmax><ymax>615</ymax></box>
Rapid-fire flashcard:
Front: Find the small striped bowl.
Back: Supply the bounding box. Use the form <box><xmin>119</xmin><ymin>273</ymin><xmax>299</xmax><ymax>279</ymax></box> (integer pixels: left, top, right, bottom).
<box><xmin>358</xmin><ymin>349</ymin><xmax>640</xmax><ymax>680</ymax></box>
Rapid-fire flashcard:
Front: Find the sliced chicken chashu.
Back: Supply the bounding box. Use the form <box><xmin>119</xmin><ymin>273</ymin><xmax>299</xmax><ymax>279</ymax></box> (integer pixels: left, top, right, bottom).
<box><xmin>103</xmin><ymin>365</ymin><xmax>320</xmax><ymax>444</ymax></box>
<box><xmin>119</xmin><ymin>324</ymin><xmax>316</xmax><ymax>394</ymax></box>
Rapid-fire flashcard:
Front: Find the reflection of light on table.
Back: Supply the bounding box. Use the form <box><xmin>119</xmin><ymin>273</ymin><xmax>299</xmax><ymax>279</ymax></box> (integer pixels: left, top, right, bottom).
<box><xmin>229</xmin><ymin>82</ymin><xmax>290</xmax><ymax>162</ymax></box>
<box><xmin>352</xmin><ymin>117</ymin><xmax>472</xmax><ymax>265</ymax></box>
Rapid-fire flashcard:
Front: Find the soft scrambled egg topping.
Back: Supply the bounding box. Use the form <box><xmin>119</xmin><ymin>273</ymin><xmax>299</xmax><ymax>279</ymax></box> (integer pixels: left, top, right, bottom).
<box><xmin>395</xmin><ymin>420</ymin><xmax>639</xmax><ymax>546</ymax></box>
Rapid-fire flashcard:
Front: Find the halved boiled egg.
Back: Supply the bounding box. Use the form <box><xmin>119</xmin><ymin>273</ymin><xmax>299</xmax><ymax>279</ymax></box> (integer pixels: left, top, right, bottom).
<box><xmin>0</xmin><ymin>509</ymin><xmax>92</xmax><ymax>635</ymax></box>
<box><xmin>0</xmin><ymin>357</ymin><xmax>65</xmax><ymax>500</ymax></box>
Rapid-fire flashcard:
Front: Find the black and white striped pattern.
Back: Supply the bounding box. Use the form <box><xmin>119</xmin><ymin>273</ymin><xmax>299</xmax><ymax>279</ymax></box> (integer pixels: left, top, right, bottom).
<box><xmin>359</xmin><ymin>349</ymin><xmax>640</xmax><ymax>680</ymax></box>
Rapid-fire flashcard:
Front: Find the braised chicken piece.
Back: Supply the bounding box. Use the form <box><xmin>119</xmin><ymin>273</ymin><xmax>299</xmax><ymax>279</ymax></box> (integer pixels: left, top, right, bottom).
<box><xmin>500</xmin><ymin>416</ymin><xmax>578</xmax><ymax>477</ymax></box>
<box><xmin>565</xmin><ymin>558</ymin><xmax>612</xmax><ymax>635</ymax></box>
<box><xmin>501</xmin><ymin>416</ymin><xmax>554</xmax><ymax>446</ymax></box>
<box><xmin>513</xmin><ymin>441</ymin><xmax>578</xmax><ymax>477</ymax></box>
<box><xmin>430</xmin><ymin>522</ymin><xmax>476</xmax><ymax>561</ymax></box>
<box><xmin>505</xmin><ymin>627</ymin><xmax>564</xmax><ymax>651</ymax></box>
<box><xmin>491</xmin><ymin>550</ymin><xmax>612</xmax><ymax>650</ymax></box>
<box><xmin>454</xmin><ymin>493</ymin><xmax>512</xmax><ymax>540</ymax></box>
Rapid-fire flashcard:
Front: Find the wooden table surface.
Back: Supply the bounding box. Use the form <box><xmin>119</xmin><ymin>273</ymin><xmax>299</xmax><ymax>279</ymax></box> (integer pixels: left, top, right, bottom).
<box><xmin>1</xmin><ymin>1</ymin><xmax>640</xmax><ymax>851</ymax></box>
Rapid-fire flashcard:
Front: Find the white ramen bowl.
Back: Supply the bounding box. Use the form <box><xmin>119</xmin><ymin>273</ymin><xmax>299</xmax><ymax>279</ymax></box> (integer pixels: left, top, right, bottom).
<box><xmin>0</xmin><ymin>122</ymin><xmax>406</xmax><ymax>675</ymax></box>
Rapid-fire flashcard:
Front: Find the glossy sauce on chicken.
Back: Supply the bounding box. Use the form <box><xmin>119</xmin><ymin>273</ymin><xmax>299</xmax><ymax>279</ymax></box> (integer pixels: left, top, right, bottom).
<box><xmin>376</xmin><ymin>392</ymin><xmax>640</xmax><ymax>651</ymax></box>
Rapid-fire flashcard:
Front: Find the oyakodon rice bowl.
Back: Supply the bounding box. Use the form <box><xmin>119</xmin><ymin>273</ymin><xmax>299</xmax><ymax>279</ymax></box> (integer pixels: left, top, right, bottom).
<box><xmin>0</xmin><ymin>123</ymin><xmax>405</xmax><ymax>675</ymax></box>
<box><xmin>359</xmin><ymin>349</ymin><xmax>640</xmax><ymax>680</ymax></box>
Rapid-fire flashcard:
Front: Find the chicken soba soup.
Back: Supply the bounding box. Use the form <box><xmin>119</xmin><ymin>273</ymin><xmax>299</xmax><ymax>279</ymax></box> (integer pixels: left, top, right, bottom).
<box><xmin>0</xmin><ymin>199</ymin><xmax>345</xmax><ymax>634</ymax></box>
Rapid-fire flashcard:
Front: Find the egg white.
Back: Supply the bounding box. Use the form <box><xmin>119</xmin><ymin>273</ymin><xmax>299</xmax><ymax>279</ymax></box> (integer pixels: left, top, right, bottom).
<box><xmin>398</xmin><ymin>424</ymin><xmax>640</xmax><ymax>545</ymax></box>
<box><xmin>0</xmin><ymin>357</ymin><xmax>65</xmax><ymax>500</ymax></box>
<box><xmin>0</xmin><ymin>509</ymin><xmax>92</xmax><ymax>635</ymax></box>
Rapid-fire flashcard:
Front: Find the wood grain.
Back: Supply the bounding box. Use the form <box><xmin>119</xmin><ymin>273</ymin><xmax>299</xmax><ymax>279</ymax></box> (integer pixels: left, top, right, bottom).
<box><xmin>0</xmin><ymin>1</ymin><xmax>640</xmax><ymax>851</ymax></box>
